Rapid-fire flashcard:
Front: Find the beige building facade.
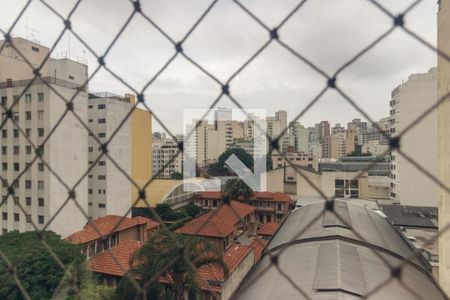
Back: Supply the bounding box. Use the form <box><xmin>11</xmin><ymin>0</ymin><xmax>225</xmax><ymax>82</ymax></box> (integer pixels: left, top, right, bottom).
<box><xmin>0</xmin><ymin>37</ymin><xmax>89</xmax><ymax>237</ymax></box>
<box><xmin>438</xmin><ymin>0</ymin><xmax>450</xmax><ymax>294</ymax></box>
<box><xmin>390</xmin><ymin>68</ymin><xmax>439</xmax><ymax>206</ymax></box>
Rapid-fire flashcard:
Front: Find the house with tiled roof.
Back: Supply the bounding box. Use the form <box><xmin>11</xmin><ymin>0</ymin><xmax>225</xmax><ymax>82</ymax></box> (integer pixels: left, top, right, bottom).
<box><xmin>197</xmin><ymin>244</ymin><xmax>254</xmax><ymax>300</ymax></box>
<box><xmin>257</xmin><ymin>222</ymin><xmax>280</xmax><ymax>239</ymax></box>
<box><xmin>65</xmin><ymin>215</ymin><xmax>159</xmax><ymax>258</ymax></box>
<box><xmin>176</xmin><ymin>201</ymin><xmax>256</xmax><ymax>250</ymax></box>
<box><xmin>192</xmin><ymin>191</ymin><xmax>295</xmax><ymax>224</ymax></box>
<box><xmin>88</xmin><ymin>239</ymin><xmax>143</xmax><ymax>286</ymax></box>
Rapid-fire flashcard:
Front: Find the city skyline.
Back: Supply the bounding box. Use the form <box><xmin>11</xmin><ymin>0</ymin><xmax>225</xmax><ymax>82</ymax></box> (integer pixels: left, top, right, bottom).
<box><xmin>0</xmin><ymin>0</ymin><xmax>438</xmax><ymax>134</ymax></box>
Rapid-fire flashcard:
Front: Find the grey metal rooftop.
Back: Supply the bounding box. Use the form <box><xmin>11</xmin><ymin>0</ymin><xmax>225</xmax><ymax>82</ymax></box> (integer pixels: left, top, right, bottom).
<box><xmin>233</xmin><ymin>200</ymin><xmax>446</xmax><ymax>299</ymax></box>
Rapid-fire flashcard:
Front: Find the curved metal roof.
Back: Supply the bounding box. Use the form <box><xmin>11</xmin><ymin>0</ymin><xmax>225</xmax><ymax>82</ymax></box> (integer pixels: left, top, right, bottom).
<box><xmin>233</xmin><ymin>200</ymin><xmax>446</xmax><ymax>299</ymax></box>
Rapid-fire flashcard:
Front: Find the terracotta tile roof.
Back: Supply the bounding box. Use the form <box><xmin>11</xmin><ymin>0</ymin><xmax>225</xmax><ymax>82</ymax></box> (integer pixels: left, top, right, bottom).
<box><xmin>65</xmin><ymin>215</ymin><xmax>159</xmax><ymax>244</ymax></box>
<box><xmin>257</xmin><ymin>222</ymin><xmax>280</xmax><ymax>236</ymax></box>
<box><xmin>196</xmin><ymin>191</ymin><xmax>293</xmax><ymax>203</ymax></box>
<box><xmin>88</xmin><ymin>240</ymin><xmax>143</xmax><ymax>277</ymax></box>
<box><xmin>197</xmin><ymin>244</ymin><xmax>253</xmax><ymax>292</ymax></box>
<box><xmin>251</xmin><ymin>238</ymin><xmax>268</xmax><ymax>263</ymax></box>
<box><xmin>176</xmin><ymin>201</ymin><xmax>255</xmax><ymax>238</ymax></box>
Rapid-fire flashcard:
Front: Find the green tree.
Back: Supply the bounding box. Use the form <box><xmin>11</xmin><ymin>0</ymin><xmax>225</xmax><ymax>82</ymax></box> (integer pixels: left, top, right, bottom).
<box><xmin>115</xmin><ymin>230</ymin><xmax>228</xmax><ymax>299</ymax></box>
<box><xmin>170</xmin><ymin>171</ymin><xmax>183</xmax><ymax>180</ymax></box>
<box><xmin>208</xmin><ymin>148</ymin><xmax>253</xmax><ymax>176</ymax></box>
<box><xmin>71</xmin><ymin>277</ymin><xmax>115</xmax><ymax>300</ymax></box>
<box><xmin>183</xmin><ymin>202</ymin><xmax>201</xmax><ymax>218</ymax></box>
<box><xmin>155</xmin><ymin>203</ymin><xmax>185</xmax><ymax>221</ymax></box>
<box><xmin>0</xmin><ymin>231</ymin><xmax>85</xmax><ymax>300</ymax></box>
<box><xmin>223</xmin><ymin>178</ymin><xmax>254</xmax><ymax>200</ymax></box>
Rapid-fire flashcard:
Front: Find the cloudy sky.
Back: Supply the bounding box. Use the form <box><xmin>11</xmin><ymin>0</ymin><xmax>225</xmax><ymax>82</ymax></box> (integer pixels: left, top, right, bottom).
<box><xmin>0</xmin><ymin>0</ymin><xmax>438</xmax><ymax>135</ymax></box>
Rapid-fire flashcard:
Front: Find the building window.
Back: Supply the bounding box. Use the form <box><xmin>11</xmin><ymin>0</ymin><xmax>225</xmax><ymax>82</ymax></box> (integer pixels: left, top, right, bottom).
<box><xmin>88</xmin><ymin>119</ymin><xmax>93</xmax><ymax>123</ymax></box>
<box><xmin>98</xmin><ymin>133</ymin><xmax>106</xmax><ymax>138</ymax></box>
<box><xmin>38</xmin><ymin>128</ymin><xmax>44</xmax><ymax>137</ymax></box>
<box><xmin>2</xmin><ymin>130</ymin><xmax>6</xmax><ymax>138</ymax></box>
<box><xmin>25</xmin><ymin>111</ymin><xmax>31</xmax><ymax>120</ymax></box>
<box><xmin>2</xmin><ymin>163</ymin><xmax>7</xmax><ymax>171</ymax></box>
<box><xmin>38</xmin><ymin>198</ymin><xmax>44</xmax><ymax>207</ymax></box>
<box><xmin>1</xmin><ymin>96</ymin><xmax>6</xmax><ymax>107</ymax></box>
<box><xmin>31</xmin><ymin>46</ymin><xmax>39</xmax><ymax>52</ymax></box>
<box><xmin>26</xmin><ymin>214</ymin><xmax>32</xmax><ymax>223</ymax></box>
<box><xmin>88</xmin><ymin>105</ymin><xmax>93</xmax><ymax>109</ymax></box>
<box><xmin>99</xmin><ymin>161</ymin><xmax>106</xmax><ymax>166</ymax></box>
<box><xmin>38</xmin><ymin>215</ymin><xmax>44</xmax><ymax>224</ymax></box>
<box><xmin>88</xmin><ymin>189</ymin><xmax>93</xmax><ymax>194</ymax></box>
<box><xmin>98</xmin><ymin>104</ymin><xmax>106</xmax><ymax>109</ymax></box>
<box><xmin>37</xmin><ymin>180</ymin><xmax>44</xmax><ymax>190</ymax></box>
<box><xmin>38</xmin><ymin>110</ymin><xmax>44</xmax><ymax>120</ymax></box>
<box><xmin>98</xmin><ymin>203</ymin><xmax>106</xmax><ymax>208</ymax></box>
<box><xmin>14</xmin><ymin>213</ymin><xmax>19</xmax><ymax>222</ymax></box>
<box><xmin>2</xmin><ymin>179</ymin><xmax>8</xmax><ymax>187</ymax></box>
<box><xmin>68</xmin><ymin>75</ymin><xmax>75</xmax><ymax>80</ymax></box>
<box><xmin>13</xmin><ymin>163</ymin><xmax>19</xmax><ymax>172</ymax></box>
<box><xmin>25</xmin><ymin>128</ymin><xmax>31</xmax><ymax>137</ymax></box>
<box><xmin>98</xmin><ymin>118</ymin><xmax>106</xmax><ymax>124</ymax></box>
<box><xmin>26</xmin><ymin>197</ymin><xmax>31</xmax><ymax>206</ymax></box>
<box><xmin>13</xmin><ymin>129</ymin><xmax>18</xmax><ymax>138</ymax></box>
<box><xmin>38</xmin><ymin>163</ymin><xmax>44</xmax><ymax>172</ymax></box>
<box><xmin>13</xmin><ymin>112</ymin><xmax>19</xmax><ymax>121</ymax></box>
<box><xmin>98</xmin><ymin>175</ymin><xmax>106</xmax><ymax>180</ymax></box>
<box><xmin>25</xmin><ymin>94</ymin><xmax>31</xmax><ymax>103</ymax></box>
<box><xmin>88</xmin><ymin>147</ymin><xmax>93</xmax><ymax>152</ymax></box>
<box><xmin>25</xmin><ymin>180</ymin><xmax>32</xmax><ymax>189</ymax></box>
<box><xmin>38</xmin><ymin>92</ymin><xmax>44</xmax><ymax>102</ymax></box>
<box><xmin>26</xmin><ymin>146</ymin><xmax>31</xmax><ymax>154</ymax></box>
<box><xmin>1</xmin><ymin>147</ymin><xmax>6</xmax><ymax>155</ymax></box>
<box><xmin>13</xmin><ymin>146</ymin><xmax>19</xmax><ymax>155</ymax></box>
<box><xmin>2</xmin><ymin>212</ymin><xmax>7</xmax><ymax>220</ymax></box>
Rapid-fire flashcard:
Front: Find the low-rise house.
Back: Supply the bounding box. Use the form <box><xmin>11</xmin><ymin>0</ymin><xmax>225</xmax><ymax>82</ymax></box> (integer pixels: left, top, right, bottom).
<box><xmin>65</xmin><ymin>215</ymin><xmax>160</xmax><ymax>258</ymax></box>
<box><xmin>88</xmin><ymin>239</ymin><xmax>143</xmax><ymax>286</ymax></box>
<box><xmin>198</xmin><ymin>244</ymin><xmax>254</xmax><ymax>300</ymax></box>
<box><xmin>192</xmin><ymin>191</ymin><xmax>295</xmax><ymax>223</ymax></box>
<box><xmin>257</xmin><ymin>222</ymin><xmax>279</xmax><ymax>239</ymax></box>
<box><xmin>176</xmin><ymin>201</ymin><xmax>256</xmax><ymax>250</ymax></box>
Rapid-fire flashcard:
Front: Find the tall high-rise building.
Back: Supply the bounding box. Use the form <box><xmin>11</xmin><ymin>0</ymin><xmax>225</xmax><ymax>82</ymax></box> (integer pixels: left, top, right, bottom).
<box><xmin>87</xmin><ymin>93</ymin><xmax>152</xmax><ymax>219</ymax></box>
<box><xmin>0</xmin><ymin>37</ymin><xmax>88</xmax><ymax>237</ymax></box>
<box><xmin>152</xmin><ymin>138</ymin><xmax>182</xmax><ymax>179</ymax></box>
<box><xmin>289</xmin><ymin>122</ymin><xmax>308</xmax><ymax>153</ymax></box>
<box><xmin>438</xmin><ymin>0</ymin><xmax>450</xmax><ymax>294</ymax></box>
<box><xmin>390</xmin><ymin>68</ymin><xmax>438</xmax><ymax>206</ymax></box>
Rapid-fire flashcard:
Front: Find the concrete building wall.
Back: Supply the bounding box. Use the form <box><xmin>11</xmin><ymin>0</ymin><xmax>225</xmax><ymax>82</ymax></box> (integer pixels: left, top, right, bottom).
<box><xmin>390</xmin><ymin>68</ymin><xmax>439</xmax><ymax>206</ymax></box>
<box><xmin>130</xmin><ymin>104</ymin><xmax>152</xmax><ymax>205</ymax></box>
<box><xmin>222</xmin><ymin>250</ymin><xmax>255</xmax><ymax>300</ymax></box>
<box><xmin>438</xmin><ymin>0</ymin><xmax>450</xmax><ymax>293</ymax></box>
<box><xmin>0</xmin><ymin>38</ymin><xmax>89</xmax><ymax>237</ymax></box>
<box><xmin>88</xmin><ymin>95</ymin><xmax>131</xmax><ymax>219</ymax></box>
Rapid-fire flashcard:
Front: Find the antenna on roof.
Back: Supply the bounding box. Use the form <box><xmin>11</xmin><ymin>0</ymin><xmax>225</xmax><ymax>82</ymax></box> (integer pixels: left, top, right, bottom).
<box><xmin>25</xmin><ymin>16</ymin><xmax>40</xmax><ymax>43</ymax></box>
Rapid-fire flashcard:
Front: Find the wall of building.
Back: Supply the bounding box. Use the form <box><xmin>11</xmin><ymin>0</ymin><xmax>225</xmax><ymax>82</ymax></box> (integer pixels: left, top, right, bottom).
<box><xmin>438</xmin><ymin>0</ymin><xmax>450</xmax><ymax>294</ymax></box>
<box><xmin>131</xmin><ymin>104</ymin><xmax>152</xmax><ymax>206</ymax></box>
<box><xmin>222</xmin><ymin>250</ymin><xmax>254</xmax><ymax>300</ymax></box>
<box><xmin>48</xmin><ymin>86</ymin><xmax>88</xmax><ymax>237</ymax></box>
<box><xmin>390</xmin><ymin>68</ymin><xmax>439</xmax><ymax>206</ymax></box>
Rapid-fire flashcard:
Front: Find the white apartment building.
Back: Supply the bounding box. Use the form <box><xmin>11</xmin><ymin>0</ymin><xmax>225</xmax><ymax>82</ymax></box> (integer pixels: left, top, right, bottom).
<box><xmin>0</xmin><ymin>37</ymin><xmax>88</xmax><ymax>237</ymax></box>
<box><xmin>390</xmin><ymin>68</ymin><xmax>438</xmax><ymax>207</ymax></box>
<box><xmin>289</xmin><ymin>122</ymin><xmax>308</xmax><ymax>154</ymax></box>
<box><xmin>87</xmin><ymin>93</ymin><xmax>134</xmax><ymax>219</ymax></box>
<box><xmin>152</xmin><ymin>138</ymin><xmax>183</xmax><ymax>179</ymax></box>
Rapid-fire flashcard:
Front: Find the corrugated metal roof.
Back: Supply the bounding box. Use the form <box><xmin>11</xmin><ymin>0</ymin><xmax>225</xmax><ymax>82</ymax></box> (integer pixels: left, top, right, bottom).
<box><xmin>233</xmin><ymin>200</ymin><xmax>446</xmax><ymax>299</ymax></box>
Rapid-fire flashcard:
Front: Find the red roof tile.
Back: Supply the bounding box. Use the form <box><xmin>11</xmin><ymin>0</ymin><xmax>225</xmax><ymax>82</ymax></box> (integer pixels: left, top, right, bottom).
<box><xmin>197</xmin><ymin>244</ymin><xmax>253</xmax><ymax>292</ymax></box>
<box><xmin>88</xmin><ymin>240</ymin><xmax>143</xmax><ymax>277</ymax></box>
<box><xmin>196</xmin><ymin>191</ymin><xmax>293</xmax><ymax>203</ymax></box>
<box><xmin>257</xmin><ymin>222</ymin><xmax>280</xmax><ymax>236</ymax></box>
<box><xmin>176</xmin><ymin>201</ymin><xmax>255</xmax><ymax>238</ymax></box>
<box><xmin>251</xmin><ymin>238</ymin><xmax>268</xmax><ymax>263</ymax></box>
<box><xmin>65</xmin><ymin>215</ymin><xmax>159</xmax><ymax>244</ymax></box>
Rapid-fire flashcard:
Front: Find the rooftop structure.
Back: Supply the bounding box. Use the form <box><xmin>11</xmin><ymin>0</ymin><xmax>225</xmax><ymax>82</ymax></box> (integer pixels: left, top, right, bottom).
<box><xmin>234</xmin><ymin>200</ymin><xmax>445</xmax><ymax>299</ymax></box>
